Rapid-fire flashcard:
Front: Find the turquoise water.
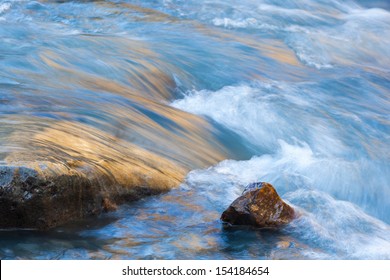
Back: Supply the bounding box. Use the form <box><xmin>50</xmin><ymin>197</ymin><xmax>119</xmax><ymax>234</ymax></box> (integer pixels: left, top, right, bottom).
<box><xmin>0</xmin><ymin>0</ymin><xmax>389</xmax><ymax>259</ymax></box>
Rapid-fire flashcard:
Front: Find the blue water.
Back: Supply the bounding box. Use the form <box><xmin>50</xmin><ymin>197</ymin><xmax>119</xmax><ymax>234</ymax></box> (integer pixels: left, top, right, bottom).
<box><xmin>0</xmin><ymin>0</ymin><xmax>389</xmax><ymax>259</ymax></box>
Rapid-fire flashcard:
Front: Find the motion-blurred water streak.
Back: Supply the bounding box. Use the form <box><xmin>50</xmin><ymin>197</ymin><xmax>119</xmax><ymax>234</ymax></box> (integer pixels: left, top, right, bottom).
<box><xmin>0</xmin><ymin>0</ymin><xmax>389</xmax><ymax>259</ymax></box>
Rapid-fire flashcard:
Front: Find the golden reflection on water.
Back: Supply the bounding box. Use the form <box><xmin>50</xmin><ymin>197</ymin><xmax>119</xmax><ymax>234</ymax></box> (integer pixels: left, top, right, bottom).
<box><xmin>1</xmin><ymin>1</ymin><xmax>313</xmax><ymax>223</ymax></box>
<box><xmin>161</xmin><ymin>192</ymin><xmax>204</xmax><ymax>212</ymax></box>
<box><xmin>38</xmin><ymin>40</ymin><xmax>177</xmax><ymax>101</ymax></box>
<box><xmin>170</xmin><ymin>232</ymin><xmax>219</xmax><ymax>256</ymax></box>
<box><xmin>199</xmin><ymin>25</ymin><xmax>303</xmax><ymax>67</ymax></box>
<box><xmin>2</xmin><ymin>114</ymin><xmax>227</xmax><ymax>191</ymax></box>
<box><xmin>90</xmin><ymin>0</ymin><xmax>304</xmax><ymax>71</ymax></box>
<box><xmin>2</xmin><ymin>24</ymin><xmax>230</xmax><ymax>186</ymax></box>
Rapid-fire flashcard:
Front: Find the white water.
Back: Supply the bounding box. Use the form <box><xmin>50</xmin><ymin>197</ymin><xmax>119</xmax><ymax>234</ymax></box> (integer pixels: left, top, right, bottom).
<box><xmin>1</xmin><ymin>0</ymin><xmax>389</xmax><ymax>260</ymax></box>
<box><xmin>172</xmin><ymin>77</ymin><xmax>390</xmax><ymax>259</ymax></box>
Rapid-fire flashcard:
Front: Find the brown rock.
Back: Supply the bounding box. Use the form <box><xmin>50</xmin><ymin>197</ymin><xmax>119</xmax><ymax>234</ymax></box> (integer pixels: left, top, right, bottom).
<box><xmin>0</xmin><ymin>117</ymin><xmax>227</xmax><ymax>230</ymax></box>
<box><xmin>102</xmin><ymin>197</ymin><xmax>118</xmax><ymax>212</ymax></box>
<box><xmin>221</xmin><ymin>182</ymin><xmax>295</xmax><ymax>228</ymax></box>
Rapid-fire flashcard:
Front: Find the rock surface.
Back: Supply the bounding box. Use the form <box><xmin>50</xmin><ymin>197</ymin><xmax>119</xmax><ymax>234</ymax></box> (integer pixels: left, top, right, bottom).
<box><xmin>0</xmin><ymin>163</ymin><xmax>180</xmax><ymax>230</ymax></box>
<box><xmin>0</xmin><ymin>119</ymin><xmax>227</xmax><ymax>229</ymax></box>
<box><xmin>221</xmin><ymin>182</ymin><xmax>295</xmax><ymax>228</ymax></box>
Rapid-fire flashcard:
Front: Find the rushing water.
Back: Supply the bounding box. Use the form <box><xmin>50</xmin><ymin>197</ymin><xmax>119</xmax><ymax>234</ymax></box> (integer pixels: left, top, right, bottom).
<box><xmin>0</xmin><ymin>0</ymin><xmax>389</xmax><ymax>259</ymax></box>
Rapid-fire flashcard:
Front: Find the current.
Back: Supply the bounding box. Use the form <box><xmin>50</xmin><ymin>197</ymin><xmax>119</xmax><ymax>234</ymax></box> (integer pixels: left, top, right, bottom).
<box><xmin>0</xmin><ymin>0</ymin><xmax>389</xmax><ymax>259</ymax></box>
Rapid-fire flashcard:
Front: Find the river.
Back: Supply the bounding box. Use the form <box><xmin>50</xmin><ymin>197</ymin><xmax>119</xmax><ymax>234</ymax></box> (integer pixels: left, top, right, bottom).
<box><xmin>0</xmin><ymin>0</ymin><xmax>389</xmax><ymax>259</ymax></box>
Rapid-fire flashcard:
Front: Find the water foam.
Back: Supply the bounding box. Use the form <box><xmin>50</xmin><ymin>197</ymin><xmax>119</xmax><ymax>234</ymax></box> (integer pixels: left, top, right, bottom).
<box><xmin>285</xmin><ymin>190</ymin><xmax>390</xmax><ymax>259</ymax></box>
<box><xmin>183</xmin><ymin>153</ymin><xmax>390</xmax><ymax>259</ymax></box>
<box><xmin>172</xmin><ymin>80</ymin><xmax>390</xmax><ymax>221</ymax></box>
<box><xmin>208</xmin><ymin>1</ymin><xmax>390</xmax><ymax>69</ymax></box>
<box><xmin>0</xmin><ymin>2</ymin><xmax>11</xmax><ymax>14</ymax></box>
<box><xmin>172</xmin><ymin>82</ymin><xmax>350</xmax><ymax>156</ymax></box>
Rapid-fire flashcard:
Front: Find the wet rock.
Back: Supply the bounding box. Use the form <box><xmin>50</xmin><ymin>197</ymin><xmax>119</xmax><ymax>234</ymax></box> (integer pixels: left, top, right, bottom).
<box><xmin>0</xmin><ymin>165</ymin><xmax>100</xmax><ymax>229</ymax></box>
<box><xmin>102</xmin><ymin>197</ymin><xmax>118</xmax><ymax>212</ymax></box>
<box><xmin>0</xmin><ymin>162</ymin><xmax>177</xmax><ymax>230</ymax></box>
<box><xmin>0</xmin><ymin>115</ymin><xmax>227</xmax><ymax>229</ymax></box>
<box><xmin>221</xmin><ymin>182</ymin><xmax>295</xmax><ymax>228</ymax></box>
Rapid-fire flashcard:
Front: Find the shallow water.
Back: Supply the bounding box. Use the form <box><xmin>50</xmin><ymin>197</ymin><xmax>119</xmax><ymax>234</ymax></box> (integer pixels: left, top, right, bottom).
<box><xmin>0</xmin><ymin>0</ymin><xmax>389</xmax><ymax>259</ymax></box>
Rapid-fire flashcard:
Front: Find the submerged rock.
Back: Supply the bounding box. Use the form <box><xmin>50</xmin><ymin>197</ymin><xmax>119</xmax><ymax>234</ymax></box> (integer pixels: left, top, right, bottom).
<box><xmin>221</xmin><ymin>182</ymin><xmax>295</xmax><ymax>228</ymax></box>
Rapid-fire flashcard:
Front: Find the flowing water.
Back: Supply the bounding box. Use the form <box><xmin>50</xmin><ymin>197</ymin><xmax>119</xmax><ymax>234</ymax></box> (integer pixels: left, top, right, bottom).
<box><xmin>0</xmin><ymin>0</ymin><xmax>390</xmax><ymax>259</ymax></box>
